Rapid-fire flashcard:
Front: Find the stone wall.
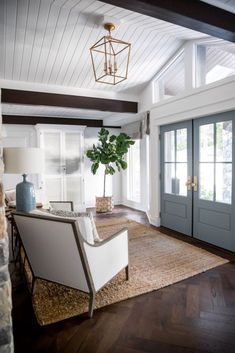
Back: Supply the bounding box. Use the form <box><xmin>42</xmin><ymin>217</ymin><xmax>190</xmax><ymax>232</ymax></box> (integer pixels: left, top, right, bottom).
<box><xmin>0</xmin><ymin>160</ymin><xmax>14</xmax><ymax>351</ymax></box>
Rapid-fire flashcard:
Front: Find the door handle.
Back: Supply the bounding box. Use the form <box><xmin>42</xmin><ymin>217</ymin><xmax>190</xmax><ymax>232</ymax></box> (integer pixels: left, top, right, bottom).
<box><xmin>185</xmin><ymin>176</ymin><xmax>192</xmax><ymax>190</ymax></box>
<box><xmin>192</xmin><ymin>176</ymin><xmax>198</xmax><ymax>192</ymax></box>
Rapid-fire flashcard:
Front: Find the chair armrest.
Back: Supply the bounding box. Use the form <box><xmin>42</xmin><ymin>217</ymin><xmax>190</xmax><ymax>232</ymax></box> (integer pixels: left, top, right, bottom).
<box><xmin>92</xmin><ymin>227</ymin><xmax>128</xmax><ymax>247</ymax></box>
<box><xmin>83</xmin><ymin>228</ymin><xmax>128</xmax><ymax>291</ymax></box>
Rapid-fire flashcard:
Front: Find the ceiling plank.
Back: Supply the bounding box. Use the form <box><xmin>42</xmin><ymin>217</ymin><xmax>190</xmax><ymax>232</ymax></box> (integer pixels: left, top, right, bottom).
<box><xmin>101</xmin><ymin>0</ymin><xmax>235</xmax><ymax>43</ymax></box>
<box><xmin>1</xmin><ymin>89</ymin><xmax>138</xmax><ymax>113</ymax></box>
<box><xmin>2</xmin><ymin>115</ymin><xmax>103</xmax><ymax>128</ymax></box>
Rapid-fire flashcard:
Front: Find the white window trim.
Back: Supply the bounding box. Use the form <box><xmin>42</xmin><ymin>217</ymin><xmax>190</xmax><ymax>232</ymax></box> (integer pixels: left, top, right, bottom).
<box><xmin>152</xmin><ymin>37</ymin><xmax>233</xmax><ymax>104</ymax></box>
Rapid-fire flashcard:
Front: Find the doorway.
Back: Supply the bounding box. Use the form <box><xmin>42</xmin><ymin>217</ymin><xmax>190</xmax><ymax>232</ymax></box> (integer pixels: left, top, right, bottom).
<box><xmin>160</xmin><ymin>111</ymin><xmax>235</xmax><ymax>251</ymax></box>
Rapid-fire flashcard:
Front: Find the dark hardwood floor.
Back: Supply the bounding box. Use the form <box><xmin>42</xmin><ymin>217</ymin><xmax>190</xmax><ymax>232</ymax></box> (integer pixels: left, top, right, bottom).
<box><xmin>11</xmin><ymin>206</ymin><xmax>235</xmax><ymax>353</ymax></box>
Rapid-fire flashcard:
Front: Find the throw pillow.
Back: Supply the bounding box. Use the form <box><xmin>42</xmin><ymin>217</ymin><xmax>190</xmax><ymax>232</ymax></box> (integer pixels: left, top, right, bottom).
<box><xmin>30</xmin><ymin>209</ymin><xmax>95</xmax><ymax>245</ymax></box>
<box><xmin>5</xmin><ymin>189</ymin><xmax>16</xmax><ymax>206</ymax></box>
<box><xmin>49</xmin><ymin>210</ymin><xmax>101</xmax><ymax>242</ymax></box>
<box><xmin>88</xmin><ymin>212</ymin><xmax>101</xmax><ymax>242</ymax></box>
<box><xmin>76</xmin><ymin>217</ymin><xmax>94</xmax><ymax>245</ymax></box>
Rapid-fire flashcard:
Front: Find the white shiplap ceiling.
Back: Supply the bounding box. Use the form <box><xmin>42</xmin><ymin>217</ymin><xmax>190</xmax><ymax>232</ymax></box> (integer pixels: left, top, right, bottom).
<box><xmin>0</xmin><ymin>0</ymin><xmax>209</xmax><ymax>95</ymax></box>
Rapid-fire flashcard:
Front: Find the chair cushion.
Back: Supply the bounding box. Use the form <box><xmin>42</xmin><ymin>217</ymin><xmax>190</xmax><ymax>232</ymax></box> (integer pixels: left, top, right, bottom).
<box><xmin>49</xmin><ymin>210</ymin><xmax>101</xmax><ymax>242</ymax></box>
<box><xmin>30</xmin><ymin>209</ymin><xmax>96</xmax><ymax>245</ymax></box>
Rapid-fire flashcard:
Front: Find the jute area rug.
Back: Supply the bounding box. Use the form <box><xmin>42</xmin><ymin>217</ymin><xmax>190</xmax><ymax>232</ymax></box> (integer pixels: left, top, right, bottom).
<box><xmin>24</xmin><ymin>217</ymin><xmax>228</xmax><ymax>326</ymax></box>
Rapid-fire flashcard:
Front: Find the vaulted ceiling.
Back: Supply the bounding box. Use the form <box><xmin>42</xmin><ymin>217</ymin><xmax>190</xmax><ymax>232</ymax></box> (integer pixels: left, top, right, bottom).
<box><xmin>1</xmin><ymin>0</ymin><xmax>235</xmax><ymax>126</ymax></box>
<box><xmin>0</xmin><ymin>0</ymin><xmax>209</xmax><ymax>95</ymax></box>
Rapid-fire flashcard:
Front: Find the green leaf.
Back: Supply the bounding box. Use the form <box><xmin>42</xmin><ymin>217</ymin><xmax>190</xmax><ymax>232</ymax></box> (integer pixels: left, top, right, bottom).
<box><xmin>109</xmin><ymin>135</ymin><xmax>116</xmax><ymax>142</ymax></box>
<box><xmin>91</xmin><ymin>163</ymin><xmax>99</xmax><ymax>174</ymax></box>
<box><xmin>119</xmin><ymin>160</ymin><xmax>128</xmax><ymax>169</ymax></box>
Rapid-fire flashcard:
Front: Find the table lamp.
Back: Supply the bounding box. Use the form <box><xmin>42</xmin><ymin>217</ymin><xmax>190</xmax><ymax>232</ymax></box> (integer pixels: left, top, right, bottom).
<box><xmin>3</xmin><ymin>147</ymin><xmax>44</xmax><ymax>212</ymax></box>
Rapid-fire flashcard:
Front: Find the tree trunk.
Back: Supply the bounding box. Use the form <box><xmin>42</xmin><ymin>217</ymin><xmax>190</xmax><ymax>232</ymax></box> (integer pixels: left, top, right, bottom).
<box><xmin>103</xmin><ymin>165</ymin><xmax>108</xmax><ymax>197</ymax></box>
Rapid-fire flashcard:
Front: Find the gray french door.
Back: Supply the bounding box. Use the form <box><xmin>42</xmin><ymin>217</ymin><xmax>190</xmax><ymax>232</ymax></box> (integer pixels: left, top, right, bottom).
<box><xmin>160</xmin><ymin>120</ymin><xmax>193</xmax><ymax>236</ymax></box>
<box><xmin>161</xmin><ymin>111</ymin><xmax>235</xmax><ymax>251</ymax></box>
<box><xmin>193</xmin><ymin>112</ymin><xmax>235</xmax><ymax>251</ymax></box>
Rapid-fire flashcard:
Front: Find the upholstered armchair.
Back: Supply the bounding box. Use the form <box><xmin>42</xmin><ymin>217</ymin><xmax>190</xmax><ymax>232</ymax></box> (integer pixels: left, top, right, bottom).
<box><xmin>12</xmin><ymin>211</ymin><xmax>129</xmax><ymax>318</ymax></box>
<box><xmin>49</xmin><ymin>201</ymin><xmax>74</xmax><ymax>211</ymax></box>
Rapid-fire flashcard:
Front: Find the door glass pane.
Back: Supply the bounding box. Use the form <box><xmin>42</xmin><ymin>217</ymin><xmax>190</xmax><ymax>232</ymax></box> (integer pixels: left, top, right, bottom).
<box><xmin>164</xmin><ymin>163</ymin><xmax>175</xmax><ymax>194</ymax></box>
<box><xmin>216</xmin><ymin>121</ymin><xmax>232</xmax><ymax>162</ymax></box>
<box><xmin>66</xmin><ymin>176</ymin><xmax>82</xmax><ymax>205</ymax></box>
<box><xmin>199</xmin><ymin>163</ymin><xmax>214</xmax><ymax>201</ymax></box>
<box><xmin>176</xmin><ymin>128</ymin><xmax>187</xmax><ymax>162</ymax></box>
<box><xmin>44</xmin><ymin>133</ymin><xmax>61</xmax><ymax>174</ymax></box>
<box><xmin>176</xmin><ymin>163</ymin><xmax>187</xmax><ymax>196</ymax></box>
<box><xmin>216</xmin><ymin>163</ymin><xmax>232</xmax><ymax>204</ymax></box>
<box><xmin>176</xmin><ymin>129</ymin><xmax>187</xmax><ymax>162</ymax></box>
<box><xmin>164</xmin><ymin>131</ymin><xmax>175</xmax><ymax>162</ymax></box>
<box><xmin>200</xmin><ymin>124</ymin><xmax>214</xmax><ymax>162</ymax></box>
<box><xmin>65</xmin><ymin>133</ymin><xmax>81</xmax><ymax>175</ymax></box>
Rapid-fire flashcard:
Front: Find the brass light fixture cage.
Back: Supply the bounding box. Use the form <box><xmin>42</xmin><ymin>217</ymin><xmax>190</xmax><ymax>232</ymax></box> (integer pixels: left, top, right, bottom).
<box><xmin>90</xmin><ymin>23</ymin><xmax>131</xmax><ymax>85</ymax></box>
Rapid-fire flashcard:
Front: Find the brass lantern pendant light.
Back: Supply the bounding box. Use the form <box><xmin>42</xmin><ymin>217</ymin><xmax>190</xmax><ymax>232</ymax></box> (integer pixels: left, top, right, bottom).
<box><xmin>90</xmin><ymin>23</ymin><xmax>131</xmax><ymax>85</ymax></box>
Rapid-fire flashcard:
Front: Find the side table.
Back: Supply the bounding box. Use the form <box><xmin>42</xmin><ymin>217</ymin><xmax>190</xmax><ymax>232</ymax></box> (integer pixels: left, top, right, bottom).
<box><xmin>5</xmin><ymin>204</ymin><xmax>43</xmax><ymax>262</ymax></box>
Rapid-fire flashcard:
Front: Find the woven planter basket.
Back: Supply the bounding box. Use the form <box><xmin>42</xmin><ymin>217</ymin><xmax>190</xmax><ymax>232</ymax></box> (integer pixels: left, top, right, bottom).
<box><xmin>96</xmin><ymin>196</ymin><xmax>114</xmax><ymax>213</ymax></box>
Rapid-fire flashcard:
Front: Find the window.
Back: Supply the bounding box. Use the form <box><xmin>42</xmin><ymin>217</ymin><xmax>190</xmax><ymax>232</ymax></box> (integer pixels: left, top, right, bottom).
<box><xmin>164</xmin><ymin>128</ymin><xmax>188</xmax><ymax>197</ymax></box>
<box><xmin>199</xmin><ymin>121</ymin><xmax>232</xmax><ymax>204</ymax></box>
<box><xmin>127</xmin><ymin>140</ymin><xmax>141</xmax><ymax>202</ymax></box>
<box><xmin>154</xmin><ymin>51</ymin><xmax>185</xmax><ymax>102</ymax></box>
<box><xmin>196</xmin><ymin>42</ymin><xmax>235</xmax><ymax>87</ymax></box>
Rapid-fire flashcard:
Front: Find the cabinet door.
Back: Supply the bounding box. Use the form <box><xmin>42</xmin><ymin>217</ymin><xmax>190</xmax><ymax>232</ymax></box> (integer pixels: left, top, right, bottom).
<box><xmin>64</xmin><ymin>132</ymin><xmax>84</xmax><ymax>209</ymax></box>
<box><xmin>40</xmin><ymin>131</ymin><xmax>64</xmax><ymax>202</ymax></box>
<box><xmin>38</xmin><ymin>126</ymin><xmax>85</xmax><ymax>210</ymax></box>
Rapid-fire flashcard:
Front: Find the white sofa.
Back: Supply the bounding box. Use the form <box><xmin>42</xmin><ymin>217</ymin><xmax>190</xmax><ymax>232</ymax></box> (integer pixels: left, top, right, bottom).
<box><xmin>12</xmin><ymin>211</ymin><xmax>129</xmax><ymax>317</ymax></box>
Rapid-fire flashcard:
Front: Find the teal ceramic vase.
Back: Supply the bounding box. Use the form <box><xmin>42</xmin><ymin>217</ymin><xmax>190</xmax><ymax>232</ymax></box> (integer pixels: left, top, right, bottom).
<box><xmin>16</xmin><ymin>174</ymin><xmax>36</xmax><ymax>212</ymax></box>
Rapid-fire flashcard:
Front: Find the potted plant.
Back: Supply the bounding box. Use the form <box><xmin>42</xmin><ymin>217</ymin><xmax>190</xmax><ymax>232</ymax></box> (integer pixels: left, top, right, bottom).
<box><xmin>86</xmin><ymin>128</ymin><xmax>135</xmax><ymax>213</ymax></box>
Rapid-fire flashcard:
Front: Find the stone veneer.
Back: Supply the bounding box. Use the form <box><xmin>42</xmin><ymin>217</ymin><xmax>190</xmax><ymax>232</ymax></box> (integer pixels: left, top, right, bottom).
<box><xmin>0</xmin><ymin>158</ymin><xmax>14</xmax><ymax>352</ymax></box>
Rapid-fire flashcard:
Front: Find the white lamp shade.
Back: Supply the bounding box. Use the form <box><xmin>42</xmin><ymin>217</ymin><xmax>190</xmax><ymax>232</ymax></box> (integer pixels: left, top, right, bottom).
<box><xmin>3</xmin><ymin>147</ymin><xmax>44</xmax><ymax>174</ymax></box>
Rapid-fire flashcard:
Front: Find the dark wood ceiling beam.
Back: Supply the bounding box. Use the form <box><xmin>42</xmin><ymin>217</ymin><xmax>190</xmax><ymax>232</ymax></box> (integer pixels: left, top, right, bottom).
<box><xmin>2</xmin><ymin>115</ymin><xmax>104</xmax><ymax>128</ymax></box>
<box><xmin>101</xmin><ymin>0</ymin><xmax>235</xmax><ymax>43</ymax></box>
<box><xmin>1</xmin><ymin>89</ymin><xmax>138</xmax><ymax>114</ymax></box>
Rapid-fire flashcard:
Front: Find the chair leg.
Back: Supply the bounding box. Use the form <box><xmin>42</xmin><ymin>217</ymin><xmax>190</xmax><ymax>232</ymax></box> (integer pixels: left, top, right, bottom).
<box><xmin>125</xmin><ymin>265</ymin><xmax>129</xmax><ymax>281</ymax></box>
<box><xmin>88</xmin><ymin>293</ymin><xmax>95</xmax><ymax>318</ymax></box>
<box><xmin>31</xmin><ymin>277</ymin><xmax>37</xmax><ymax>296</ymax></box>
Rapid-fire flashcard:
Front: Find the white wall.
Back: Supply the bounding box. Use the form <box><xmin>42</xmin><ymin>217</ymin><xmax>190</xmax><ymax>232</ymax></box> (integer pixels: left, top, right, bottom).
<box><xmin>2</xmin><ymin>124</ymin><xmax>122</xmax><ymax>207</ymax></box>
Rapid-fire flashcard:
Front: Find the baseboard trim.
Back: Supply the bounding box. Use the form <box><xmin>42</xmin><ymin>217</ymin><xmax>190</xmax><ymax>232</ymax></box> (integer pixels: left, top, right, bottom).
<box><xmin>147</xmin><ymin>212</ymin><xmax>161</xmax><ymax>227</ymax></box>
<box><xmin>121</xmin><ymin>200</ymin><xmax>147</xmax><ymax>212</ymax></box>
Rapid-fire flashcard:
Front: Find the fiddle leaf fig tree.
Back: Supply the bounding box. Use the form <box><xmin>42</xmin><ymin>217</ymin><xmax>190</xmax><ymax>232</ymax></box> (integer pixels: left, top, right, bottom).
<box><xmin>86</xmin><ymin>128</ymin><xmax>135</xmax><ymax>197</ymax></box>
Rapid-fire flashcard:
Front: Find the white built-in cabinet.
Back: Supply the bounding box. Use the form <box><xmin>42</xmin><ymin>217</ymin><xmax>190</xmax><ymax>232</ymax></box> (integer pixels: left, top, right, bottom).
<box><xmin>36</xmin><ymin>125</ymin><xmax>85</xmax><ymax>211</ymax></box>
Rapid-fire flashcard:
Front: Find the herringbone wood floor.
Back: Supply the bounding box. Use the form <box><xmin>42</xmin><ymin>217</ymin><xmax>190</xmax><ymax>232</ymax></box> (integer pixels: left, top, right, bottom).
<box><xmin>11</xmin><ymin>206</ymin><xmax>235</xmax><ymax>353</ymax></box>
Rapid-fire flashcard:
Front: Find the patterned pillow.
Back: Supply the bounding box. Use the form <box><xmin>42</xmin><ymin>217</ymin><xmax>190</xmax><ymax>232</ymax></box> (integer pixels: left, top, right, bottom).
<box><xmin>49</xmin><ymin>209</ymin><xmax>101</xmax><ymax>242</ymax></box>
<box><xmin>5</xmin><ymin>189</ymin><xmax>16</xmax><ymax>206</ymax></box>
